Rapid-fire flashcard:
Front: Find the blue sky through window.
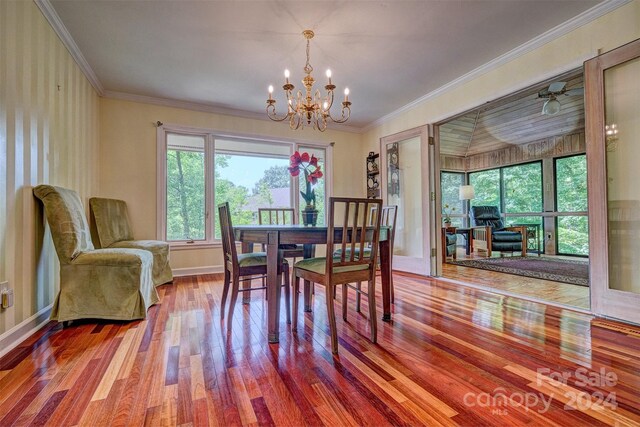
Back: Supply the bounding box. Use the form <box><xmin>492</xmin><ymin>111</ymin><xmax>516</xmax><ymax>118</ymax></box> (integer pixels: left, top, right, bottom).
<box><xmin>218</xmin><ymin>155</ymin><xmax>289</xmax><ymax>190</ymax></box>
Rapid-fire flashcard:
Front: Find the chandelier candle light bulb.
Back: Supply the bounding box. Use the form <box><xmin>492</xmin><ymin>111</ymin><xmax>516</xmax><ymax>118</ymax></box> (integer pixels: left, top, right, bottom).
<box><xmin>266</xmin><ymin>29</ymin><xmax>351</xmax><ymax>131</ymax></box>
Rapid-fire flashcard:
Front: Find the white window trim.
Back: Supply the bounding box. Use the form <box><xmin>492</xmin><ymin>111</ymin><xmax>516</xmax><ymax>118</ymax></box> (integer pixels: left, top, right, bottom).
<box><xmin>156</xmin><ymin>123</ymin><xmax>333</xmax><ymax>248</ymax></box>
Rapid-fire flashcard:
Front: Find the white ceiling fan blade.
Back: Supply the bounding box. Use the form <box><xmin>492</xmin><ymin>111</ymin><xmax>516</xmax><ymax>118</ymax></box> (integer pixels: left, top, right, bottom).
<box><xmin>548</xmin><ymin>81</ymin><xmax>567</xmax><ymax>93</ymax></box>
<box><xmin>565</xmin><ymin>87</ymin><xmax>584</xmax><ymax>96</ymax></box>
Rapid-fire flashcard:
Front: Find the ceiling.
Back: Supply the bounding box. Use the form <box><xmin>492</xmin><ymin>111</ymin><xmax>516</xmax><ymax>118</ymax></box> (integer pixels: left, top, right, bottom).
<box><xmin>439</xmin><ymin>73</ymin><xmax>585</xmax><ymax>156</ymax></box>
<box><xmin>49</xmin><ymin>0</ymin><xmax>602</xmax><ymax>129</ymax></box>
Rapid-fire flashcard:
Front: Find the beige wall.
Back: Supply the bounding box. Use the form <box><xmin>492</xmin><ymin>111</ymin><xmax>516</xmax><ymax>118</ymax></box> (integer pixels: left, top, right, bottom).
<box><xmin>0</xmin><ymin>1</ymin><xmax>100</xmax><ymax>337</ymax></box>
<box><xmin>99</xmin><ymin>98</ymin><xmax>363</xmax><ymax>271</ymax></box>
<box><xmin>361</xmin><ymin>1</ymin><xmax>640</xmax><ymax>173</ymax></box>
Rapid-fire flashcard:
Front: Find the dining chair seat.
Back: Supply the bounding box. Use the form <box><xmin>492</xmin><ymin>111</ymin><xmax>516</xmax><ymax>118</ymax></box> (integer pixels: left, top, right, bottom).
<box><xmin>236</xmin><ymin>252</ymin><xmax>269</xmax><ymax>267</ymax></box>
<box><xmin>294</xmin><ymin>257</ymin><xmax>370</xmax><ymax>275</ymax></box>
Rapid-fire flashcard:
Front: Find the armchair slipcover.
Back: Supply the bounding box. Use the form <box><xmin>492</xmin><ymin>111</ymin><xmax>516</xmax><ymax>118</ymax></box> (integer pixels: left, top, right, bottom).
<box><xmin>89</xmin><ymin>197</ymin><xmax>172</xmax><ymax>285</ymax></box>
<box><xmin>470</xmin><ymin>206</ymin><xmax>527</xmax><ymax>257</ymax></box>
<box><xmin>33</xmin><ymin>185</ymin><xmax>158</xmax><ymax>322</ymax></box>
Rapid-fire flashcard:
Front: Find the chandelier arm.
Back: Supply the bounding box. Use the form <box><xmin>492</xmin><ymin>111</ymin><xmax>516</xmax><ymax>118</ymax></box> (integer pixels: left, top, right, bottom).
<box><xmin>266</xmin><ymin>103</ymin><xmax>290</xmax><ymax>122</ymax></box>
<box><xmin>290</xmin><ymin>111</ymin><xmax>302</xmax><ymax>130</ymax></box>
<box><xmin>317</xmin><ymin>110</ymin><xmax>327</xmax><ymax>132</ymax></box>
<box><xmin>326</xmin><ymin>103</ymin><xmax>351</xmax><ymax>123</ymax></box>
<box><xmin>324</xmin><ymin>89</ymin><xmax>335</xmax><ymax>111</ymax></box>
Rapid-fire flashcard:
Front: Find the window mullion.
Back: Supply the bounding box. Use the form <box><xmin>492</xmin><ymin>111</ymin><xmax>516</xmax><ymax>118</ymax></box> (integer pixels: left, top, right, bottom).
<box><xmin>206</xmin><ymin>134</ymin><xmax>216</xmax><ymax>242</ymax></box>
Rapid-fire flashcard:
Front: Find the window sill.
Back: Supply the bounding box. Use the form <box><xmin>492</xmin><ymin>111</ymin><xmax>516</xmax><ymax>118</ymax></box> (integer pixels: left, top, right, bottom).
<box><xmin>169</xmin><ymin>242</ymin><xmax>222</xmax><ymax>251</ymax></box>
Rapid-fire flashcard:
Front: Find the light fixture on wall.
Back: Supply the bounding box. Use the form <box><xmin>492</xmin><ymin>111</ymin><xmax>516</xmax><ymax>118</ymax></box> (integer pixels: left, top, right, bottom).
<box><xmin>266</xmin><ymin>30</ymin><xmax>351</xmax><ymax>132</ymax></box>
<box><xmin>459</xmin><ymin>185</ymin><xmax>475</xmax><ymax>201</ymax></box>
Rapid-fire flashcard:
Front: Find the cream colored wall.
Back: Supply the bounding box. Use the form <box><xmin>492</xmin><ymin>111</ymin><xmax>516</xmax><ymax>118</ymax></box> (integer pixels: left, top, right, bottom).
<box><xmin>362</xmin><ymin>1</ymin><xmax>640</xmax><ymax>169</ymax></box>
<box><xmin>0</xmin><ymin>1</ymin><xmax>100</xmax><ymax>336</ymax></box>
<box><xmin>99</xmin><ymin>98</ymin><xmax>363</xmax><ymax>271</ymax></box>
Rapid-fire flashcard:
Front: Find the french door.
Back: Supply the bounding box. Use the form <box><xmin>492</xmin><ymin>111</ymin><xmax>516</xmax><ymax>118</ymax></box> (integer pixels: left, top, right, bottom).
<box><xmin>380</xmin><ymin>126</ymin><xmax>432</xmax><ymax>276</ymax></box>
<box><xmin>586</xmin><ymin>38</ymin><xmax>640</xmax><ymax>324</ymax></box>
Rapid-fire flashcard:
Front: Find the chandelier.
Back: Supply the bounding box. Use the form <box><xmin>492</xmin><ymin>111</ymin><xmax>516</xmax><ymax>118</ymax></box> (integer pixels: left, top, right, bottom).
<box><xmin>266</xmin><ymin>30</ymin><xmax>351</xmax><ymax>131</ymax></box>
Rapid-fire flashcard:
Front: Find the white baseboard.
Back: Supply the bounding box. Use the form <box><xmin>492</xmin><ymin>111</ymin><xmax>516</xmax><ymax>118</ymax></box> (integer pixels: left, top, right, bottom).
<box><xmin>172</xmin><ymin>265</ymin><xmax>224</xmax><ymax>277</ymax></box>
<box><xmin>0</xmin><ymin>304</ymin><xmax>53</xmax><ymax>359</ymax></box>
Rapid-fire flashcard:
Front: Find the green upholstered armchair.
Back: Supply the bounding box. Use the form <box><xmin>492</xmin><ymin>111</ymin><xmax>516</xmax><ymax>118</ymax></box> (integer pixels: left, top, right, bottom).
<box><xmin>89</xmin><ymin>197</ymin><xmax>172</xmax><ymax>286</ymax></box>
<box><xmin>33</xmin><ymin>185</ymin><xmax>159</xmax><ymax>322</ymax></box>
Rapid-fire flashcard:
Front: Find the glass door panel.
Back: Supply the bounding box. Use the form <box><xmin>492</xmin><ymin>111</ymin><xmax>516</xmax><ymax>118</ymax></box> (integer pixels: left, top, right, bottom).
<box><xmin>586</xmin><ymin>39</ymin><xmax>640</xmax><ymax>323</ymax></box>
<box><xmin>382</xmin><ymin>127</ymin><xmax>430</xmax><ymax>275</ymax></box>
<box><xmin>605</xmin><ymin>56</ymin><xmax>640</xmax><ymax>294</ymax></box>
<box><xmin>387</xmin><ymin>137</ymin><xmax>423</xmax><ymax>258</ymax></box>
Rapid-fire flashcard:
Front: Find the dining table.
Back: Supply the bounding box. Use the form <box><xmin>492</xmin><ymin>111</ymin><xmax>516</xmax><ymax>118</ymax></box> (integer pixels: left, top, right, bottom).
<box><xmin>233</xmin><ymin>224</ymin><xmax>393</xmax><ymax>343</ymax></box>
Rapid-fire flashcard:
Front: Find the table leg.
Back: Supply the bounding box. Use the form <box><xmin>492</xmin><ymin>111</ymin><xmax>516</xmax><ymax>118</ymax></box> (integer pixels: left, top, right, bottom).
<box><xmin>241</xmin><ymin>242</ymin><xmax>252</xmax><ymax>304</ymax></box>
<box><xmin>266</xmin><ymin>231</ymin><xmax>281</xmax><ymax>343</ymax></box>
<box><xmin>379</xmin><ymin>239</ymin><xmax>392</xmax><ymax>322</ymax></box>
<box><xmin>303</xmin><ymin>244</ymin><xmax>314</xmax><ymax>312</ymax></box>
<box><xmin>465</xmin><ymin>231</ymin><xmax>471</xmax><ymax>255</ymax></box>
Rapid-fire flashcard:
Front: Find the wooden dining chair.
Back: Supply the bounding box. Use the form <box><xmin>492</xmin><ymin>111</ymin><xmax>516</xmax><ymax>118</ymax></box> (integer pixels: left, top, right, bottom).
<box><xmin>218</xmin><ymin>203</ymin><xmax>290</xmax><ymax>324</ymax></box>
<box><xmin>257</xmin><ymin>207</ymin><xmax>305</xmax><ymax>258</ymax></box>
<box><xmin>336</xmin><ymin>205</ymin><xmax>398</xmax><ymax>310</ymax></box>
<box><xmin>292</xmin><ymin>197</ymin><xmax>383</xmax><ymax>354</ymax></box>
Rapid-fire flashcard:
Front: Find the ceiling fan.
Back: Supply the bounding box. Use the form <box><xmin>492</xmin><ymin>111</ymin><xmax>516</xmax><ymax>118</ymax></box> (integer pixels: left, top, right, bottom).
<box><xmin>538</xmin><ymin>81</ymin><xmax>584</xmax><ymax>116</ymax></box>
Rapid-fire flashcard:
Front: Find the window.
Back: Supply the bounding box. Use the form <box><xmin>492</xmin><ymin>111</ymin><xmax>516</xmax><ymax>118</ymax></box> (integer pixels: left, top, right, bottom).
<box><xmin>213</xmin><ymin>139</ymin><xmax>292</xmax><ymax>239</ymax></box>
<box><xmin>555</xmin><ymin>154</ymin><xmax>588</xmax><ymax>256</ymax></box>
<box><xmin>159</xmin><ymin>127</ymin><xmax>331</xmax><ymax>246</ymax></box>
<box><xmin>502</xmin><ymin>162</ymin><xmax>542</xmax><ymax>214</ymax></box>
<box><xmin>440</xmin><ymin>171</ymin><xmax>465</xmax><ymax>227</ymax></box>
<box><xmin>469</xmin><ymin>169</ymin><xmax>500</xmax><ymax>207</ymax></box>
<box><xmin>166</xmin><ymin>133</ymin><xmax>206</xmax><ymax>242</ymax></box>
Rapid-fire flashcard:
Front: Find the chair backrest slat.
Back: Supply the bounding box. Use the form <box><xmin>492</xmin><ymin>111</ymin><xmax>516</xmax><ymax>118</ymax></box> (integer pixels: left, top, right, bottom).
<box><xmin>258</xmin><ymin>208</ymin><xmax>296</xmax><ymax>226</ymax></box>
<box><xmin>327</xmin><ymin>197</ymin><xmax>383</xmax><ymax>277</ymax></box>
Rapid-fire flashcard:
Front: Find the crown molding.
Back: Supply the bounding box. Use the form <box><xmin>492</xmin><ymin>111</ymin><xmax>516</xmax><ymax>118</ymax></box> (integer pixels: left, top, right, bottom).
<box><xmin>34</xmin><ymin>0</ymin><xmax>104</xmax><ymax>95</ymax></box>
<box><xmin>102</xmin><ymin>90</ymin><xmax>363</xmax><ymax>134</ymax></box>
<box><xmin>361</xmin><ymin>0</ymin><xmax>632</xmax><ymax>133</ymax></box>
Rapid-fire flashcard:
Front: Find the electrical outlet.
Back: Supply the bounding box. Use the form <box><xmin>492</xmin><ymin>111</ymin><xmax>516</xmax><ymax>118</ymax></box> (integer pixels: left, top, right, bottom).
<box><xmin>0</xmin><ymin>282</ymin><xmax>12</xmax><ymax>309</ymax></box>
<box><xmin>1</xmin><ymin>289</ymin><xmax>13</xmax><ymax>309</ymax></box>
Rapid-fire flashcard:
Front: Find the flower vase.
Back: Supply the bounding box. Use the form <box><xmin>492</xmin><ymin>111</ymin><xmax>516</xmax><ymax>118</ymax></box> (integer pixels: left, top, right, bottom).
<box><xmin>302</xmin><ymin>207</ymin><xmax>319</xmax><ymax>226</ymax></box>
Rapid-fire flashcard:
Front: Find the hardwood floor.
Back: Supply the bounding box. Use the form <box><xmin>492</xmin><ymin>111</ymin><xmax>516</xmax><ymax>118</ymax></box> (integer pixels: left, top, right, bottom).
<box><xmin>1</xmin><ymin>273</ymin><xmax>639</xmax><ymax>426</ymax></box>
<box><xmin>443</xmin><ymin>249</ymin><xmax>590</xmax><ymax>310</ymax></box>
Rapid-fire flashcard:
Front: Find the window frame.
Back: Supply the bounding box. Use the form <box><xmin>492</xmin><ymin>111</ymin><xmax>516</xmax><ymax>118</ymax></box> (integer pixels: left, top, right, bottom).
<box><xmin>156</xmin><ymin>124</ymin><xmax>333</xmax><ymax>249</ymax></box>
<box><xmin>440</xmin><ymin>170</ymin><xmax>467</xmax><ymax>227</ymax></box>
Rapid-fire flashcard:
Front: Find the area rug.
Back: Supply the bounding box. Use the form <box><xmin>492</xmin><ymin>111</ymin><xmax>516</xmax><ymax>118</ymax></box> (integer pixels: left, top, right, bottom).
<box><xmin>449</xmin><ymin>256</ymin><xmax>589</xmax><ymax>286</ymax></box>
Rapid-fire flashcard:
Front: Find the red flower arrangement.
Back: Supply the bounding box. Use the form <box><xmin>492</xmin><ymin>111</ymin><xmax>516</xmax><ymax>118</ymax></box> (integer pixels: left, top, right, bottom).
<box><xmin>288</xmin><ymin>151</ymin><xmax>323</xmax><ymax>208</ymax></box>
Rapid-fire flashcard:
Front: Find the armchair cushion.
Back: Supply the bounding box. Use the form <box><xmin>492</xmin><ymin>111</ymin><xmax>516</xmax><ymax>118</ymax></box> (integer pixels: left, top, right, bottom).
<box><xmin>492</xmin><ymin>231</ymin><xmax>523</xmax><ymax>242</ymax></box>
<box><xmin>89</xmin><ymin>197</ymin><xmax>134</xmax><ymax>248</ymax></box>
<box><xmin>33</xmin><ymin>185</ymin><xmax>94</xmax><ymax>262</ymax></box>
<box><xmin>111</xmin><ymin>240</ymin><xmax>173</xmax><ymax>285</ymax></box>
<box><xmin>470</xmin><ymin>206</ymin><xmax>505</xmax><ymax>230</ymax></box>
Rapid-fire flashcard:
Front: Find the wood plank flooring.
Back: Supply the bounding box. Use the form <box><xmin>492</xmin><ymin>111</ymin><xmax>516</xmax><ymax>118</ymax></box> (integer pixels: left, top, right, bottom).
<box><xmin>1</xmin><ymin>273</ymin><xmax>639</xmax><ymax>426</ymax></box>
<box><xmin>443</xmin><ymin>249</ymin><xmax>590</xmax><ymax>309</ymax></box>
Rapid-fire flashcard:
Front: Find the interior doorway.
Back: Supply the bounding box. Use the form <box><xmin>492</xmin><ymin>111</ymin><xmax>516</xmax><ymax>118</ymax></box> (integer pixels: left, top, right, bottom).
<box><xmin>434</xmin><ymin>69</ymin><xmax>590</xmax><ymax>310</ymax></box>
<box><xmin>380</xmin><ymin>126</ymin><xmax>432</xmax><ymax>276</ymax></box>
